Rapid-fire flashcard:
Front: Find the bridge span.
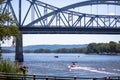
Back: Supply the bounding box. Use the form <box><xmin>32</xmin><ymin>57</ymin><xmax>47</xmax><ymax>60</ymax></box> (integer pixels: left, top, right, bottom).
<box><xmin>20</xmin><ymin>27</ymin><xmax>120</xmax><ymax>34</ymax></box>
<box><xmin>1</xmin><ymin>0</ymin><xmax>120</xmax><ymax>62</ymax></box>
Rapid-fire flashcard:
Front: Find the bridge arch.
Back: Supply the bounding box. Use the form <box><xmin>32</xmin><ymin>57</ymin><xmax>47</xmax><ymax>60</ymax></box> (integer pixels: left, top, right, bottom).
<box><xmin>26</xmin><ymin>0</ymin><xmax>120</xmax><ymax>26</ymax></box>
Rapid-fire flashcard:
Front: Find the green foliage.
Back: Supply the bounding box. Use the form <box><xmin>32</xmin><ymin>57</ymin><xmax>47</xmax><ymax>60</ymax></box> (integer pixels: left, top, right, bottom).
<box><xmin>32</xmin><ymin>48</ymin><xmax>86</xmax><ymax>53</ymax></box>
<box><xmin>86</xmin><ymin>41</ymin><xmax>120</xmax><ymax>54</ymax></box>
<box><xmin>97</xmin><ymin>43</ymin><xmax>109</xmax><ymax>53</ymax></box>
<box><xmin>0</xmin><ymin>26</ymin><xmax>19</xmax><ymax>41</ymax></box>
<box><xmin>0</xmin><ymin>0</ymin><xmax>4</xmax><ymax>4</ymax></box>
<box><xmin>0</xmin><ymin>59</ymin><xmax>22</xmax><ymax>80</ymax></box>
<box><xmin>116</xmin><ymin>43</ymin><xmax>120</xmax><ymax>53</ymax></box>
<box><xmin>0</xmin><ymin>13</ymin><xmax>14</xmax><ymax>25</ymax></box>
<box><xmin>0</xmin><ymin>0</ymin><xmax>19</xmax><ymax>59</ymax></box>
<box><xmin>86</xmin><ymin>43</ymin><xmax>99</xmax><ymax>53</ymax></box>
<box><xmin>109</xmin><ymin>41</ymin><xmax>117</xmax><ymax>53</ymax></box>
<box><xmin>0</xmin><ymin>59</ymin><xmax>20</xmax><ymax>73</ymax></box>
<box><xmin>34</xmin><ymin>49</ymin><xmax>51</xmax><ymax>53</ymax></box>
<box><xmin>0</xmin><ymin>0</ymin><xmax>19</xmax><ymax>42</ymax></box>
<box><xmin>53</xmin><ymin>48</ymin><xmax>69</xmax><ymax>53</ymax></box>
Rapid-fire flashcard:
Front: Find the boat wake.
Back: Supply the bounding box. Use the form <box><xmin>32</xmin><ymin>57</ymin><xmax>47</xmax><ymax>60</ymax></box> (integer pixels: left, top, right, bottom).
<box><xmin>68</xmin><ymin>66</ymin><xmax>116</xmax><ymax>75</ymax></box>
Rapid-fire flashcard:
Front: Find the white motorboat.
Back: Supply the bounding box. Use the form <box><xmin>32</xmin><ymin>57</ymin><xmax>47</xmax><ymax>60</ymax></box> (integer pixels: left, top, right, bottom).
<box><xmin>68</xmin><ymin>65</ymin><xmax>80</xmax><ymax>69</ymax></box>
<box><xmin>68</xmin><ymin>62</ymin><xmax>80</xmax><ymax>69</ymax></box>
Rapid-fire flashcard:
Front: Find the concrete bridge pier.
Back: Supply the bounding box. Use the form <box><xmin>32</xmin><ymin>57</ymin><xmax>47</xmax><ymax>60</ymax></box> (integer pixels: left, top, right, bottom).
<box><xmin>15</xmin><ymin>33</ymin><xmax>24</xmax><ymax>62</ymax></box>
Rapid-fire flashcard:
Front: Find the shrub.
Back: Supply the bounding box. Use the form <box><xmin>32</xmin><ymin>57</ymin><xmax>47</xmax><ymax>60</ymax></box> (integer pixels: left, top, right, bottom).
<box><xmin>0</xmin><ymin>59</ymin><xmax>20</xmax><ymax>73</ymax></box>
<box><xmin>0</xmin><ymin>59</ymin><xmax>21</xmax><ymax>80</ymax></box>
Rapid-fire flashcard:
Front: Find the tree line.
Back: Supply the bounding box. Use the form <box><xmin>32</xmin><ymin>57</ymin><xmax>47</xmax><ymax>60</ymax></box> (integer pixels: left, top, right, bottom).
<box><xmin>2</xmin><ymin>41</ymin><xmax>120</xmax><ymax>55</ymax></box>
<box><xmin>86</xmin><ymin>41</ymin><xmax>120</xmax><ymax>54</ymax></box>
<box><xmin>23</xmin><ymin>48</ymin><xmax>86</xmax><ymax>53</ymax></box>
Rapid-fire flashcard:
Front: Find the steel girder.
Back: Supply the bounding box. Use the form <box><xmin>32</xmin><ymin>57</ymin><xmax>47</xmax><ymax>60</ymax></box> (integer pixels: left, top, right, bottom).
<box><xmin>1</xmin><ymin>0</ymin><xmax>120</xmax><ymax>29</ymax></box>
<box><xmin>26</xmin><ymin>0</ymin><xmax>120</xmax><ymax>29</ymax></box>
<box><xmin>1</xmin><ymin>0</ymin><xmax>59</xmax><ymax>26</ymax></box>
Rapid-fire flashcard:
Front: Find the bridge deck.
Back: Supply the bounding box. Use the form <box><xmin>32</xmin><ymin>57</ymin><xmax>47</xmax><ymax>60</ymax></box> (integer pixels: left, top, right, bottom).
<box><xmin>20</xmin><ymin>27</ymin><xmax>120</xmax><ymax>34</ymax></box>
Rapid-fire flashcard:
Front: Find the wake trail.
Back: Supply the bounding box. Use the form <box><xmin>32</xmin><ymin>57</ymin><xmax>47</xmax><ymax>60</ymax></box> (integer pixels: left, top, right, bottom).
<box><xmin>69</xmin><ymin>66</ymin><xmax>116</xmax><ymax>75</ymax></box>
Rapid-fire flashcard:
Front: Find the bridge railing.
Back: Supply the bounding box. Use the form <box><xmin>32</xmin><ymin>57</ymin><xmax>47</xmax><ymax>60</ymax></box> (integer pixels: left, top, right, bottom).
<box><xmin>0</xmin><ymin>72</ymin><xmax>120</xmax><ymax>80</ymax></box>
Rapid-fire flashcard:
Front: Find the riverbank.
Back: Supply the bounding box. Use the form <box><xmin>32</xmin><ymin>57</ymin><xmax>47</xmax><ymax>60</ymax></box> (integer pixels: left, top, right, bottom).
<box><xmin>98</xmin><ymin>52</ymin><xmax>120</xmax><ymax>56</ymax></box>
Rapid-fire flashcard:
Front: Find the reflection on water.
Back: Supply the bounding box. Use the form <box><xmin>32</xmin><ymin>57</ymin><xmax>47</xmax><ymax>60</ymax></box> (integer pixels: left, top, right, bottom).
<box><xmin>2</xmin><ymin>53</ymin><xmax>120</xmax><ymax>78</ymax></box>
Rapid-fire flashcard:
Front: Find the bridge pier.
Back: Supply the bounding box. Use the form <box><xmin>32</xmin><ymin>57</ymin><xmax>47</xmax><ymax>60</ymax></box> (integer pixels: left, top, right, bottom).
<box><xmin>15</xmin><ymin>33</ymin><xmax>24</xmax><ymax>62</ymax></box>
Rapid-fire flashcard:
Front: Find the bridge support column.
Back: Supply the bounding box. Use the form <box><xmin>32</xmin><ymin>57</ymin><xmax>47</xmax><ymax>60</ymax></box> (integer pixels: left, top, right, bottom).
<box><xmin>15</xmin><ymin>33</ymin><xmax>24</xmax><ymax>62</ymax></box>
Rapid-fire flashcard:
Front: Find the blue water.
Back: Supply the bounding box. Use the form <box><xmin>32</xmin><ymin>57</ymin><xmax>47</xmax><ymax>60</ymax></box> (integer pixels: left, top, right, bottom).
<box><xmin>2</xmin><ymin>53</ymin><xmax>120</xmax><ymax>78</ymax></box>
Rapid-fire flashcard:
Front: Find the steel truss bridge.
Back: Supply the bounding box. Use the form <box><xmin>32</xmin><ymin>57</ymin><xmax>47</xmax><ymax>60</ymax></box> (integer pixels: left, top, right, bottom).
<box><xmin>1</xmin><ymin>0</ymin><xmax>120</xmax><ymax>62</ymax></box>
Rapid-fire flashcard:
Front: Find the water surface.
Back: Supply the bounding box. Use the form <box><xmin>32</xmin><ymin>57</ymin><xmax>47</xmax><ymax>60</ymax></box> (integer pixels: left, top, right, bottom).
<box><xmin>2</xmin><ymin>53</ymin><xmax>120</xmax><ymax>78</ymax></box>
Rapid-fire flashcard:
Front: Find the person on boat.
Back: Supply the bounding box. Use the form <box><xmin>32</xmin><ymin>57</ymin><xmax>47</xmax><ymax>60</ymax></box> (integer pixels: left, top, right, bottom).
<box><xmin>70</xmin><ymin>62</ymin><xmax>78</xmax><ymax>67</ymax></box>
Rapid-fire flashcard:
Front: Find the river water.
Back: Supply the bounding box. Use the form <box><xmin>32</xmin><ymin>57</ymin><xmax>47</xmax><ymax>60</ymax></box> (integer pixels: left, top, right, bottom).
<box><xmin>2</xmin><ymin>53</ymin><xmax>120</xmax><ymax>78</ymax></box>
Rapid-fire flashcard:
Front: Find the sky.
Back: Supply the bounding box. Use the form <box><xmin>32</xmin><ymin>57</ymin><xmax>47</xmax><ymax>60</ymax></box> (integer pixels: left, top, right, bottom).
<box><xmin>2</xmin><ymin>34</ymin><xmax>120</xmax><ymax>46</ymax></box>
<box><xmin>1</xmin><ymin>0</ymin><xmax>120</xmax><ymax>46</ymax></box>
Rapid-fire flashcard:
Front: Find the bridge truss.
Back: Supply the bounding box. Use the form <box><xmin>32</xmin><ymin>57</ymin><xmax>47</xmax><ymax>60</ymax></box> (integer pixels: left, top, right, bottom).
<box><xmin>1</xmin><ymin>0</ymin><xmax>120</xmax><ymax>34</ymax></box>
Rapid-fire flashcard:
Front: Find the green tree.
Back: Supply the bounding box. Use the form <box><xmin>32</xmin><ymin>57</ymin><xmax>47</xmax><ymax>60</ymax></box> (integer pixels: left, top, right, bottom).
<box><xmin>98</xmin><ymin>43</ymin><xmax>109</xmax><ymax>53</ymax></box>
<box><xmin>116</xmin><ymin>42</ymin><xmax>120</xmax><ymax>53</ymax></box>
<box><xmin>0</xmin><ymin>0</ymin><xmax>19</xmax><ymax>59</ymax></box>
<box><xmin>34</xmin><ymin>48</ymin><xmax>51</xmax><ymax>53</ymax></box>
<box><xmin>86</xmin><ymin>43</ymin><xmax>99</xmax><ymax>53</ymax></box>
<box><xmin>109</xmin><ymin>41</ymin><xmax>117</xmax><ymax>53</ymax></box>
<box><xmin>119</xmin><ymin>41</ymin><xmax>120</xmax><ymax>44</ymax></box>
<box><xmin>54</xmin><ymin>48</ymin><xmax>69</xmax><ymax>53</ymax></box>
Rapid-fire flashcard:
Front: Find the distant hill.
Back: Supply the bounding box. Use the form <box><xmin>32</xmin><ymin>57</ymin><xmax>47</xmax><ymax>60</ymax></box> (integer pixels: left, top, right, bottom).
<box><xmin>2</xmin><ymin>44</ymin><xmax>87</xmax><ymax>51</ymax></box>
<box><xmin>23</xmin><ymin>44</ymin><xmax>87</xmax><ymax>50</ymax></box>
